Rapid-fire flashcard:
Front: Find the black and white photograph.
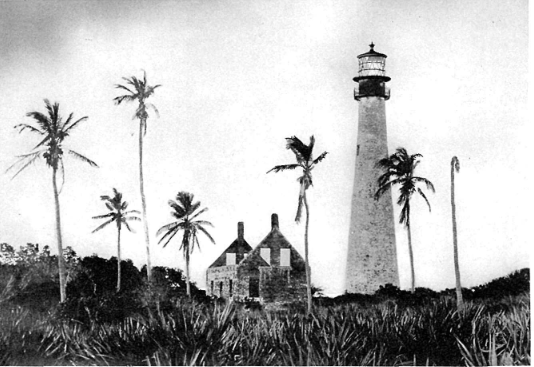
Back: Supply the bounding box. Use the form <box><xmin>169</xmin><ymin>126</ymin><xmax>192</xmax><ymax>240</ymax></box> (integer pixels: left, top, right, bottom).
<box><xmin>0</xmin><ymin>0</ymin><xmax>529</xmax><ymax>365</ymax></box>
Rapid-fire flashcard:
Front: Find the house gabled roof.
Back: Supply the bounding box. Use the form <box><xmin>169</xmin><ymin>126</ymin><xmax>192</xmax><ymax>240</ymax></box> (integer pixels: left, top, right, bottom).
<box><xmin>238</xmin><ymin>214</ymin><xmax>306</xmax><ymax>271</ymax></box>
<box><xmin>208</xmin><ymin>222</ymin><xmax>252</xmax><ymax>268</ymax></box>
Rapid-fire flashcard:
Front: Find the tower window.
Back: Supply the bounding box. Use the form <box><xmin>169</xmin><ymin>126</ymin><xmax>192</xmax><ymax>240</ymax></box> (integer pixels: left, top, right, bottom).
<box><xmin>357</xmin><ymin>145</ymin><xmax>360</xmax><ymax>156</ymax></box>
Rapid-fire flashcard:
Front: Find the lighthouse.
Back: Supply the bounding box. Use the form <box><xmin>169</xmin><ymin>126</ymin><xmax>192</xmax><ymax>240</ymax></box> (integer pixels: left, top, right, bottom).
<box><xmin>345</xmin><ymin>43</ymin><xmax>399</xmax><ymax>294</ymax></box>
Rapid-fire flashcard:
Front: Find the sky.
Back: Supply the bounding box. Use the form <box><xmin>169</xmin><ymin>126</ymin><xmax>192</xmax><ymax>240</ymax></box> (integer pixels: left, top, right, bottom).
<box><xmin>0</xmin><ymin>0</ymin><xmax>529</xmax><ymax>296</ymax></box>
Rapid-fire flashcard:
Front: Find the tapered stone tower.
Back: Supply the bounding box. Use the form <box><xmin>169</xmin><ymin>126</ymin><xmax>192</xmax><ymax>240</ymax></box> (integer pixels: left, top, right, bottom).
<box><xmin>345</xmin><ymin>43</ymin><xmax>399</xmax><ymax>294</ymax></box>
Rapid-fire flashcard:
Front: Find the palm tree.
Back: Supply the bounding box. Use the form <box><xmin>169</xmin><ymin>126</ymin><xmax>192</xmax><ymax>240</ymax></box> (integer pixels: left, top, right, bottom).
<box><xmin>157</xmin><ymin>192</ymin><xmax>215</xmax><ymax>298</ymax></box>
<box><xmin>374</xmin><ymin>147</ymin><xmax>434</xmax><ymax>293</ymax></box>
<box><xmin>450</xmin><ymin>156</ymin><xmax>463</xmax><ymax>308</ymax></box>
<box><xmin>92</xmin><ymin>188</ymin><xmax>141</xmax><ymax>292</ymax></box>
<box><xmin>267</xmin><ymin>136</ymin><xmax>327</xmax><ymax>314</ymax></box>
<box><xmin>7</xmin><ymin>99</ymin><xmax>97</xmax><ymax>302</ymax></box>
<box><xmin>114</xmin><ymin>71</ymin><xmax>160</xmax><ymax>282</ymax></box>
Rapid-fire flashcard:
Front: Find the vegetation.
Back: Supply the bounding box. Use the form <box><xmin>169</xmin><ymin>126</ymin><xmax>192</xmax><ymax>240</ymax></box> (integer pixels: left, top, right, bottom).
<box><xmin>375</xmin><ymin>147</ymin><xmax>435</xmax><ymax>293</ymax></box>
<box><xmin>92</xmin><ymin>188</ymin><xmax>141</xmax><ymax>292</ymax></box>
<box><xmin>6</xmin><ymin>100</ymin><xmax>97</xmax><ymax>302</ymax></box>
<box><xmin>114</xmin><ymin>71</ymin><xmax>161</xmax><ymax>283</ymax></box>
<box><xmin>0</xmin><ymin>254</ymin><xmax>529</xmax><ymax>365</ymax></box>
<box><xmin>157</xmin><ymin>192</ymin><xmax>215</xmax><ymax>298</ymax></box>
<box><xmin>451</xmin><ymin>156</ymin><xmax>463</xmax><ymax>308</ymax></box>
<box><xmin>267</xmin><ymin>136</ymin><xmax>327</xmax><ymax>314</ymax></box>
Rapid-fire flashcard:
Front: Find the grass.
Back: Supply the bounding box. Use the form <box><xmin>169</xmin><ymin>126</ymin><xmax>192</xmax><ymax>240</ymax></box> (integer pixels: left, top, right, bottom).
<box><xmin>0</xmin><ymin>294</ymin><xmax>529</xmax><ymax>366</ymax></box>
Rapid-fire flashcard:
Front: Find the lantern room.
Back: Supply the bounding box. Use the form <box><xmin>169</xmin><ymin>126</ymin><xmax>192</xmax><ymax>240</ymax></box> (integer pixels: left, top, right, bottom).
<box><xmin>353</xmin><ymin>43</ymin><xmax>390</xmax><ymax>100</ymax></box>
<box><xmin>354</xmin><ymin>43</ymin><xmax>390</xmax><ymax>82</ymax></box>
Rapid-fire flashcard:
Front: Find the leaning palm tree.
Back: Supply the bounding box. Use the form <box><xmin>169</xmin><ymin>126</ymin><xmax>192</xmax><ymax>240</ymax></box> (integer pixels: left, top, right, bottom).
<box><xmin>92</xmin><ymin>188</ymin><xmax>141</xmax><ymax>292</ymax></box>
<box><xmin>375</xmin><ymin>147</ymin><xmax>434</xmax><ymax>293</ymax></box>
<box><xmin>267</xmin><ymin>136</ymin><xmax>327</xmax><ymax>314</ymax></box>
<box><xmin>157</xmin><ymin>192</ymin><xmax>215</xmax><ymax>298</ymax></box>
<box><xmin>114</xmin><ymin>71</ymin><xmax>160</xmax><ymax>282</ymax></box>
<box><xmin>450</xmin><ymin>156</ymin><xmax>463</xmax><ymax>308</ymax></box>
<box><xmin>7</xmin><ymin>99</ymin><xmax>97</xmax><ymax>302</ymax></box>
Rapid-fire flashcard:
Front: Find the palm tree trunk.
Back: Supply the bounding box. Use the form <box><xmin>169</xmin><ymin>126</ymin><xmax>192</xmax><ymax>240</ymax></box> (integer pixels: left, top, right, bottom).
<box><xmin>406</xmin><ymin>203</ymin><xmax>415</xmax><ymax>293</ymax></box>
<box><xmin>52</xmin><ymin>167</ymin><xmax>67</xmax><ymax>303</ymax></box>
<box><xmin>139</xmin><ymin>118</ymin><xmax>152</xmax><ymax>282</ymax></box>
<box><xmin>185</xmin><ymin>248</ymin><xmax>191</xmax><ymax>298</ymax></box>
<box><xmin>303</xmin><ymin>194</ymin><xmax>312</xmax><ymax>315</ymax></box>
<box><xmin>451</xmin><ymin>158</ymin><xmax>463</xmax><ymax>308</ymax></box>
<box><xmin>117</xmin><ymin>224</ymin><xmax>122</xmax><ymax>292</ymax></box>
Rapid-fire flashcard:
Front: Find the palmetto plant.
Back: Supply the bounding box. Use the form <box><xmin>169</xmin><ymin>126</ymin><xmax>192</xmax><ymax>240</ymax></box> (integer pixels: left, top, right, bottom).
<box><xmin>7</xmin><ymin>99</ymin><xmax>97</xmax><ymax>302</ymax></box>
<box><xmin>114</xmin><ymin>71</ymin><xmax>160</xmax><ymax>283</ymax></box>
<box><xmin>450</xmin><ymin>156</ymin><xmax>463</xmax><ymax>309</ymax></box>
<box><xmin>92</xmin><ymin>188</ymin><xmax>141</xmax><ymax>292</ymax></box>
<box><xmin>267</xmin><ymin>135</ymin><xmax>327</xmax><ymax>314</ymax></box>
<box><xmin>157</xmin><ymin>192</ymin><xmax>215</xmax><ymax>298</ymax></box>
<box><xmin>375</xmin><ymin>147</ymin><xmax>434</xmax><ymax>293</ymax></box>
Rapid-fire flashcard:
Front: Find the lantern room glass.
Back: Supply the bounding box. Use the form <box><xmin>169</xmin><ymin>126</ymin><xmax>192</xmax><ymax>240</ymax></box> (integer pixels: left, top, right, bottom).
<box><xmin>358</xmin><ymin>55</ymin><xmax>386</xmax><ymax>78</ymax></box>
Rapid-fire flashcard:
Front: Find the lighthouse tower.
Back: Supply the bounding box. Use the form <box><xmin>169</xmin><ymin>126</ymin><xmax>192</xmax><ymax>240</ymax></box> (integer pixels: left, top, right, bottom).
<box><xmin>345</xmin><ymin>43</ymin><xmax>399</xmax><ymax>294</ymax></box>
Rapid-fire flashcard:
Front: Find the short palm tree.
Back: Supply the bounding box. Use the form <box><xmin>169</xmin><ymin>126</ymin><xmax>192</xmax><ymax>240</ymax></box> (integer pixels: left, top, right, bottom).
<box><xmin>267</xmin><ymin>136</ymin><xmax>327</xmax><ymax>314</ymax></box>
<box><xmin>375</xmin><ymin>147</ymin><xmax>434</xmax><ymax>293</ymax></box>
<box><xmin>7</xmin><ymin>99</ymin><xmax>97</xmax><ymax>302</ymax></box>
<box><xmin>450</xmin><ymin>156</ymin><xmax>463</xmax><ymax>308</ymax></box>
<box><xmin>114</xmin><ymin>71</ymin><xmax>160</xmax><ymax>282</ymax></box>
<box><xmin>157</xmin><ymin>192</ymin><xmax>215</xmax><ymax>298</ymax></box>
<box><xmin>92</xmin><ymin>188</ymin><xmax>141</xmax><ymax>292</ymax></box>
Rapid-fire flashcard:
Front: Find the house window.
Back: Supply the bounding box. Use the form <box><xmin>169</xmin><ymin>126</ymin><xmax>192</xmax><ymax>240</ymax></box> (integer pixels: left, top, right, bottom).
<box><xmin>249</xmin><ymin>278</ymin><xmax>259</xmax><ymax>297</ymax></box>
<box><xmin>280</xmin><ymin>248</ymin><xmax>290</xmax><ymax>266</ymax></box>
<box><xmin>219</xmin><ymin>281</ymin><xmax>223</xmax><ymax>297</ymax></box>
<box><xmin>260</xmin><ymin>248</ymin><xmax>271</xmax><ymax>265</ymax></box>
<box><xmin>226</xmin><ymin>253</ymin><xmax>236</xmax><ymax>265</ymax></box>
<box><xmin>211</xmin><ymin>281</ymin><xmax>214</xmax><ymax>295</ymax></box>
<box><xmin>229</xmin><ymin>279</ymin><xmax>233</xmax><ymax>296</ymax></box>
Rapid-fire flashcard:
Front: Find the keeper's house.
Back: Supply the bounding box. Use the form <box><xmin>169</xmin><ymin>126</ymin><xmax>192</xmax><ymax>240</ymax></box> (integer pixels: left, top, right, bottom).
<box><xmin>206</xmin><ymin>214</ymin><xmax>307</xmax><ymax>303</ymax></box>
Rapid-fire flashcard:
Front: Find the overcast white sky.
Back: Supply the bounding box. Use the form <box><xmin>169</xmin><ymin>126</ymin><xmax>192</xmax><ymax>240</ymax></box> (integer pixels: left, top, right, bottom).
<box><xmin>0</xmin><ymin>0</ymin><xmax>529</xmax><ymax>295</ymax></box>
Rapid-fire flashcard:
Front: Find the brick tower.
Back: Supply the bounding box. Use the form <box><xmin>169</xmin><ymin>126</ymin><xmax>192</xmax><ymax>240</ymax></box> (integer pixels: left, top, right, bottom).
<box><xmin>345</xmin><ymin>43</ymin><xmax>399</xmax><ymax>294</ymax></box>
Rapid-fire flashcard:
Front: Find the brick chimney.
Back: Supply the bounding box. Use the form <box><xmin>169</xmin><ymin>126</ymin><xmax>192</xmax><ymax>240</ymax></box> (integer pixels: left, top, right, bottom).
<box><xmin>271</xmin><ymin>213</ymin><xmax>279</xmax><ymax>230</ymax></box>
<box><xmin>238</xmin><ymin>222</ymin><xmax>244</xmax><ymax>242</ymax></box>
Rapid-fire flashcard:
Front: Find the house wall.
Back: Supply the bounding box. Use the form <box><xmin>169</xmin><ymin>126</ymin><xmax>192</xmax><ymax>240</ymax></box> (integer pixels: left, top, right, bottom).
<box><xmin>206</xmin><ymin>265</ymin><xmax>237</xmax><ymax>298</ymax></box>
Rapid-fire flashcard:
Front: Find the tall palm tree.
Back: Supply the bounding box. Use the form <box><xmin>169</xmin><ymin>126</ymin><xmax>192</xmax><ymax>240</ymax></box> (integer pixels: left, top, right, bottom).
<box><xmin>374</xmin><ymin>147</ymin><xmax>434</xmax><ymax>293</ymax></box>
<box><xmin>7</xmin><ymin>99</ymin><xmax>97</xmax><ymax>302</ymax></box>
<box><xmin>92</xmin><ymin>188</ymin><xmax>141</xmax><ymax>292</ymax></box>
<box><xmin>450</xmin><ymin>156</ymin><xmax>463</xmax><ymax>308</ymax></box>
<box><xmin>267</xmin><ymin>136</ymin><xmax>327</xmax><ymax>314</ymax></box>
<box><xmin>157</xmin><ymin>192</ymin><xmax>215</xmax><ymax>298</ymax></box>
<box><xmin>114</xmin><ymin>71</ymin><xmax>160</xmax><ymax>282</ymax></box>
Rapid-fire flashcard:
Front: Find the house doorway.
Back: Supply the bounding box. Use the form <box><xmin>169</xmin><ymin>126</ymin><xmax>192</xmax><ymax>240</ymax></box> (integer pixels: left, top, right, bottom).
<box><xmin>249</xmin><ymin>278</ymin><xmax>259</xmax><ymax>297</ymax></box>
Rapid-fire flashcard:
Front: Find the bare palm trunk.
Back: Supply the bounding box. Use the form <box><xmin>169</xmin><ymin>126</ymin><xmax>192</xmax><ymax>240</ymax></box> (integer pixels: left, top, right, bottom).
<box><xmin>185</xmin><ymin>249</ymin><xmax>191</xmax><ymax>298</ymax></box>
<box><xmin>52</xmin><ymin>167</ymin><xmax>67</xmax><ymax>303</ymax></box>
<box><xmin>451</xmin><ymin>157</ymin><xmax>463</xmax><ymax>308</ymax></box>
<box><xmin>407</xmin><ymin>223</ymin><xmax>415</xmax><ymax>293</ymax></box>
<box><xmin>406</xmin><ymin>203</ymin><xmax>415</xmax><ymax>293</ymax></box>
<box><xmin>139</xmin><ymin>119</ymin><xmax>152</xmax><ymax>282</ymax></box>
<box><xmin>303</xmin><ymin>194</ymin><xmax>312</xmax><ymax>315</ymax></box>
<box><xmin>117</xmin><ymin>224</ymin><xmax>122</xmax><ymax>292</ymax></box>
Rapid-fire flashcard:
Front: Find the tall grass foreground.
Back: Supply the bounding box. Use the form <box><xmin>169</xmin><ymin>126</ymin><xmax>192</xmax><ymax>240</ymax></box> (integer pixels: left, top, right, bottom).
<box><xmin>0</xmin><ymin>294</ymin><xmax>529</xmax><ymax>366</ymax></box>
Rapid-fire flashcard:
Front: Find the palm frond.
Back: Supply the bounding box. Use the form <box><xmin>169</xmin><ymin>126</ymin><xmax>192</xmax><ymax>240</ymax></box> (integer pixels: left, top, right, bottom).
<box><xmin>68</xmin><ymin>150</ymin><xmax>98</xmax><ymax>167</ymax></box>
<box><xmin>399</xmin><ymin>201</ymin><xmax>410</xmax><ymax>227</ymax></box>
<box><xmin>159</xmin><ymin>227</ymin><xmax>181</xmax><ymax>248</ymax></box>
<box><xmin>115</xmin><ymin>84</ymin><xmax>136</xmax><ymax>95</ymax></box>
<box><xmin>123</xmin><ymin>220</ymin><xmax>134</xmax><ymax>233</ymax></box>
<box><xmin>196</xmin><ymin>225</ymin><xmax>216</xmax><ymax>244</ymax></box>
<box><xmin>123</xmin><ymin>216</ymin><xmax>141</xmax><ymax>222</ymax></box>
<box><xmin>113</xmin><ymin>94</ymin><xmax>137</xmax><ymax>105</ymax></box>
<box><xmin>417</xmin><ymin>188</ymin><xmax>432</xmax><ymax>212</ymax></box>
<box><xmin>6</xmin><ymin>151</ymin><xmax>43</xmax><ymax>179</ymax></box>
<box><xmin>63</xmin><ymin>116</ymin><xmax>88</xmax><ymax>134</ymax></box>
<box><xmin>156</xmin><ymin>222</ymin><xmax>179</xmax><ymax>237</ymax></box>
<box><xmin>14</xmin><ymin>123</ymin><xmax>44</xmax><ymax>135</ymax></box>
<box><xmin>312</xmin><ymin>151</ymin><xmax>328</xmax><ymax>166</ymax></box>
<box><xmin>145</xmin><ymin>102</ymin><xmax>160</xmax><ymax>118</ymax></box>
<box><xmin>190</xmin><ymin>207</ymin><xmax>209</xmax><ymax>221</ymax></box>
<box><xmin>92</xmin><ymin>213</ymin><xmax>114</xmax><ymax>220</ymax></box>
<box><xmin>286</xmin><ymin>136</ymin><xmax>311</xmax><ymax>162</ymax></box>
<box><xmin>374</xmin><ymin>178</ymin><xmax>403</xmax><ymax>200</ymax></box>
<box><xmin>92</xmin><ymin>218</ymin><xmax>115</xmax><ymax>233</ymax></box>
<box><xmin>267</xmin><ymin>164</ymin><xmax>301</xmax><ymax>174</ymax></box>
<box><xmin>413</xmin><ymin>177</ymin><xmax>435</xmax><ymax>192</ymax></box>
